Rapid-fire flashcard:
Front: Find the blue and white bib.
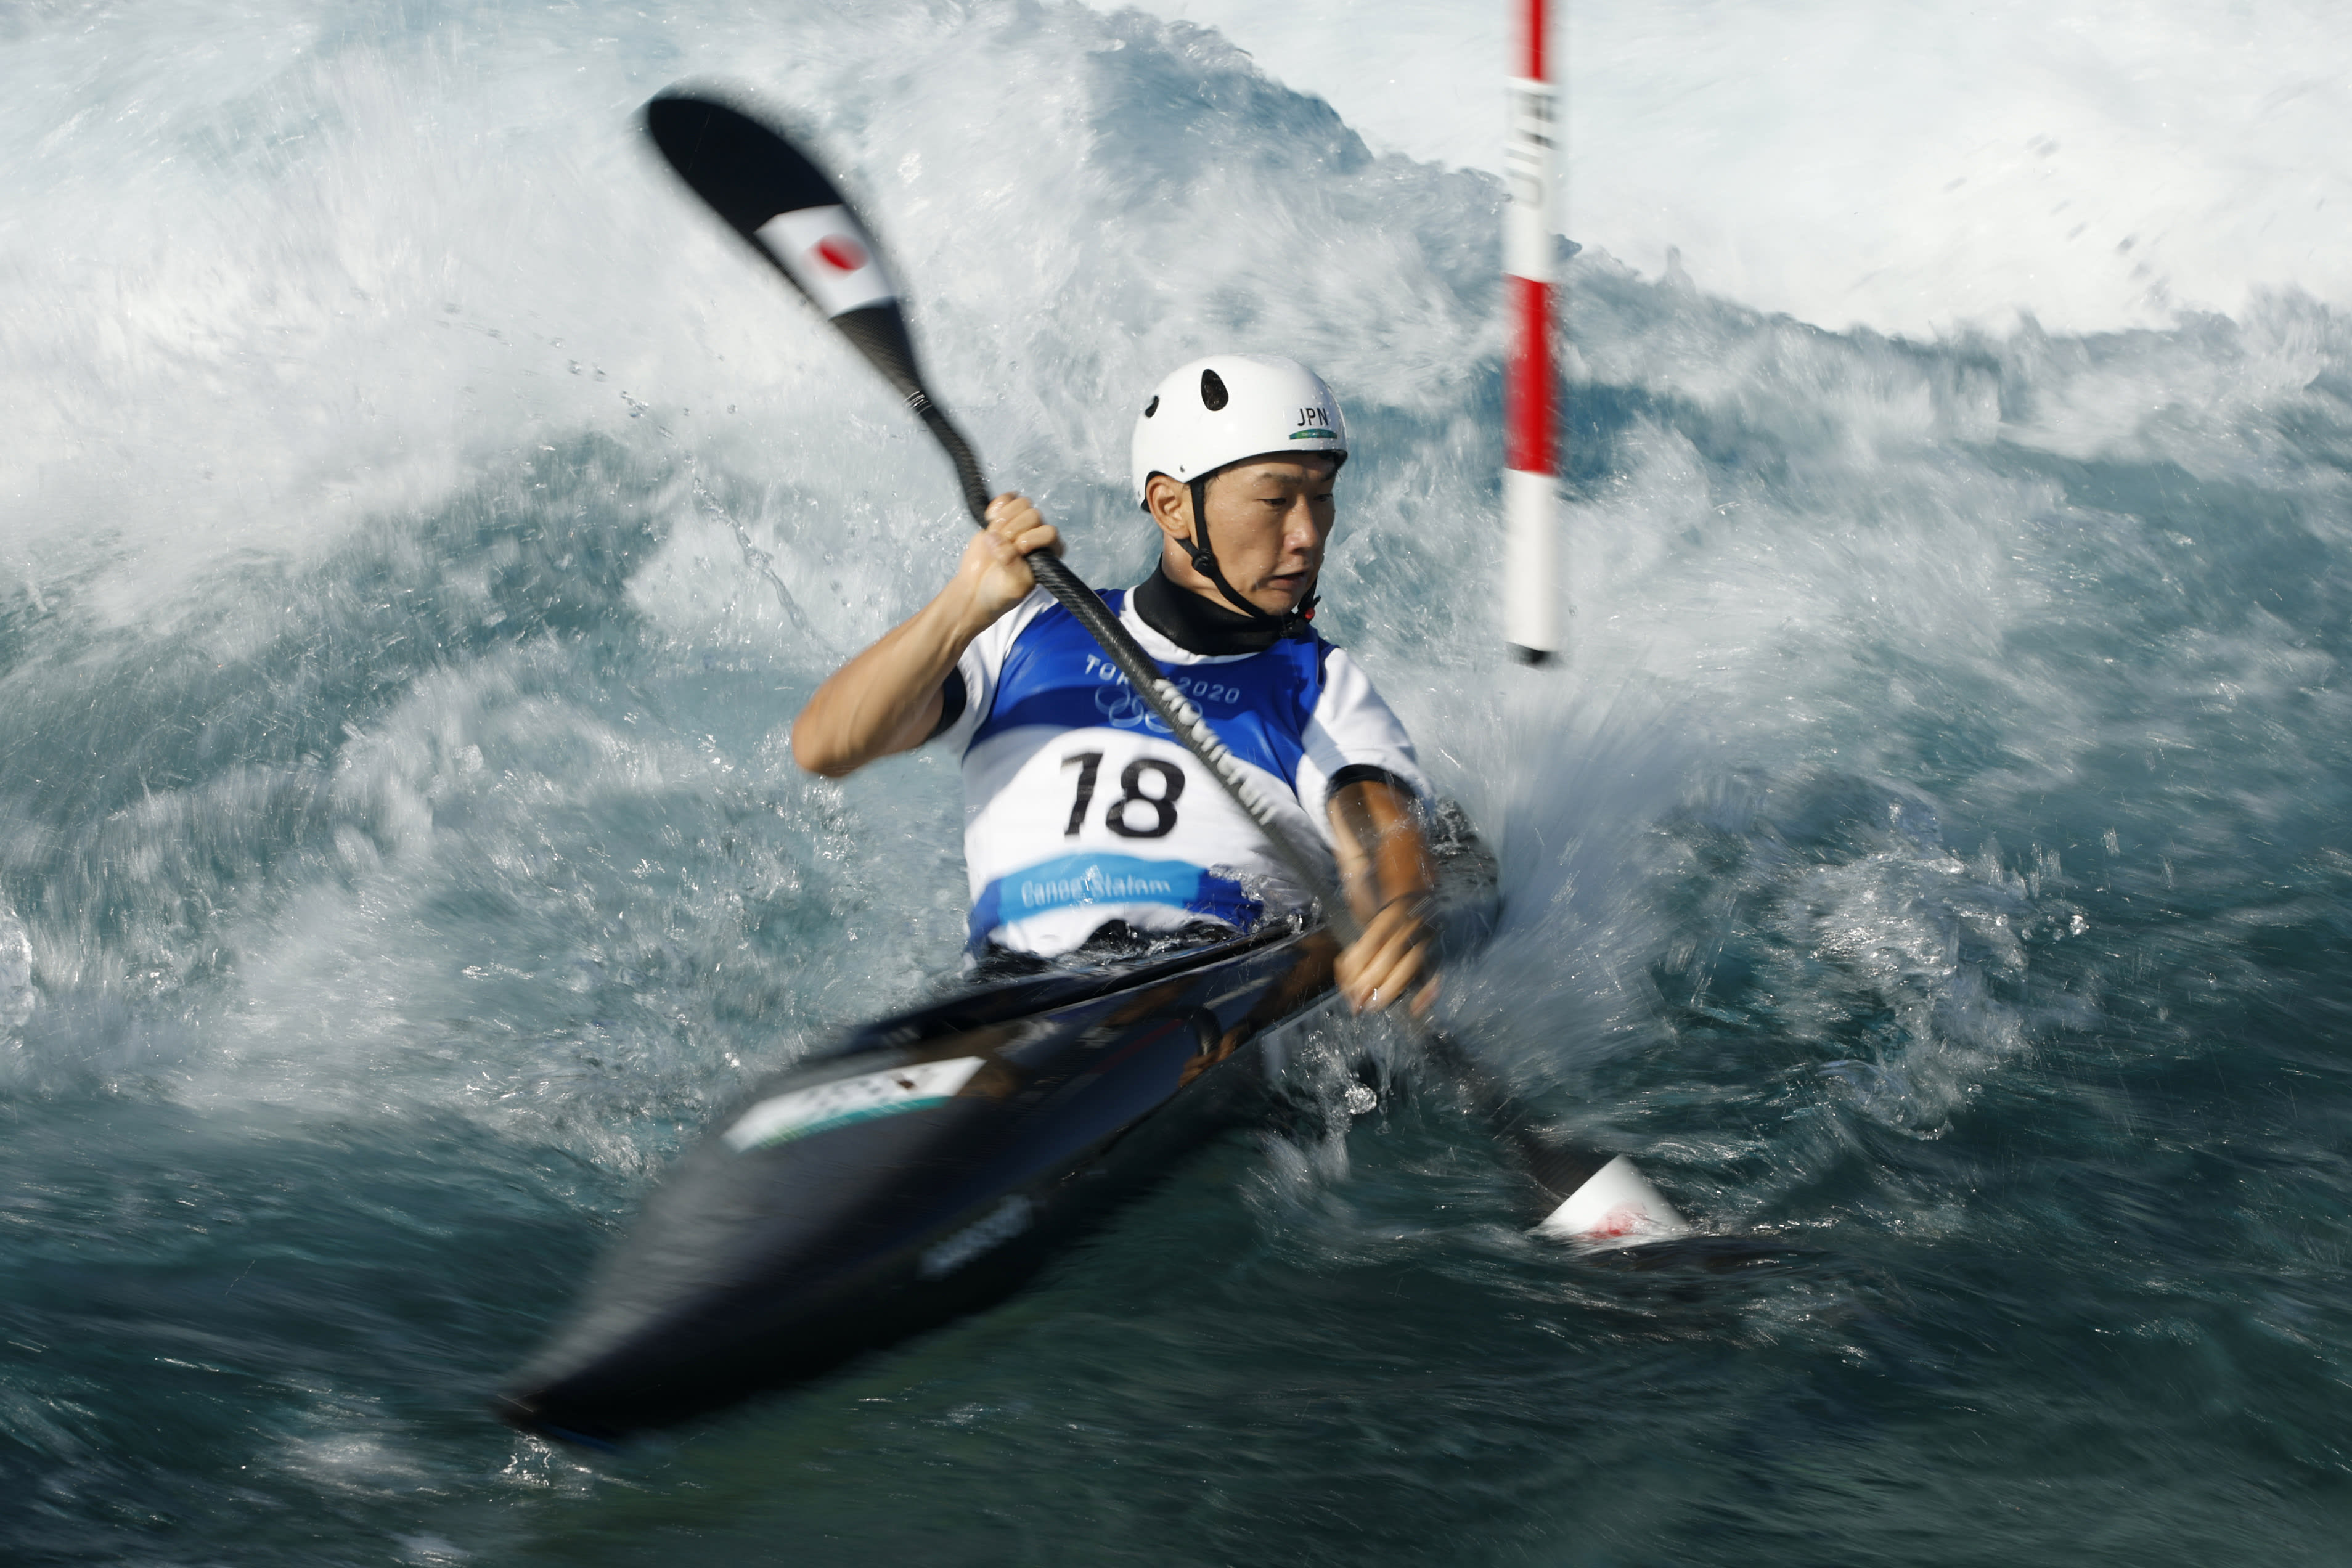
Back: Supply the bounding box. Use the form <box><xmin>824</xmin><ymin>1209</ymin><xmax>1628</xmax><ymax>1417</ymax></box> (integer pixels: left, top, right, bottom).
<box><xmin>936</xmin><ymin>587</ymin><xmax>1426</xmax><ymax>956</ymax></box>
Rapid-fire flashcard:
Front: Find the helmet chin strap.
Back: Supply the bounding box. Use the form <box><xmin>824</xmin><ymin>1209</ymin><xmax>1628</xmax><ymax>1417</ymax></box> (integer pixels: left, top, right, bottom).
<box><xmin>1182</xmin><ymin>474</ymin><xmax>1317</xmax><ymax>637</ymax></box>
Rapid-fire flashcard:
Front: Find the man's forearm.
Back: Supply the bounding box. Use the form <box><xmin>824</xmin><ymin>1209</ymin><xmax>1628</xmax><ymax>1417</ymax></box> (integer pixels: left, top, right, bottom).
<box><xmin>790</xmin><ymin>592</ymin><xmax>980</xmax><ymax>777</ymax></box>
<box><xmin>791</xmin><ymin>494</ymin><xmax>1061</xmax><ymax>778</ymax></box>
<box><xmin>1328</xmin><ymin>778</ymin><xmax>1436</xmax><ymax>917</ymax></box>
<box><xmin>1328</xmin><ymin>777</ymin><xmax>1439</xmax><ymax>1013</ymax></box>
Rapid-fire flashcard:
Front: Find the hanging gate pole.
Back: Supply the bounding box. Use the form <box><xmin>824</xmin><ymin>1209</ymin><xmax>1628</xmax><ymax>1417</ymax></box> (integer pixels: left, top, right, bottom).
<box><xmin>1503</xmin><ymin>0</ymin><xmax>1560</xmax><ymax>666</ymax></box>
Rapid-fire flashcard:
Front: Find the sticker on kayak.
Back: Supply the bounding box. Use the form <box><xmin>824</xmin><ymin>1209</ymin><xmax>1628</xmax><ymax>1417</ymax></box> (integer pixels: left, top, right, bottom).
<box><xmin>724</xmin><ymin>1055</ymin><xmax>985</xmax><ymax>1153</ymax></box>
<box><xmin>753</xmin><ymin>204</ymin><xmax>897</xmax><ymax>317</ymax></box>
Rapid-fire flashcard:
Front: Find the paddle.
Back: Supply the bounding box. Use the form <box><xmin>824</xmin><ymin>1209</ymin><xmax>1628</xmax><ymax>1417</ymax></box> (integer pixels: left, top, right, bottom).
<box><xmin>642</xmin><ymin>89</ymin><xmax>1689</xmax><ymax>1247</ymax></box>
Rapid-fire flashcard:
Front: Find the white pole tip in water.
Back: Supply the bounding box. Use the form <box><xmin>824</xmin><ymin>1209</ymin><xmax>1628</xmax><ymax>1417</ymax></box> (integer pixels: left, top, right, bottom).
<box><xmin>1533</xmin><ymin>1155</ymin><xmax>1694</xmax><ymax>1248</ymax></box>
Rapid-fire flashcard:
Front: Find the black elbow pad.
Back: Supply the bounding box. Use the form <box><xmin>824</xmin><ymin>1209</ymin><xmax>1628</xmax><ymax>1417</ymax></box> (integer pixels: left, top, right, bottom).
<box><xmin>1325</xmin><ymin>764</ymin><xmax>1418</xmax><ymax>802</ymax></box>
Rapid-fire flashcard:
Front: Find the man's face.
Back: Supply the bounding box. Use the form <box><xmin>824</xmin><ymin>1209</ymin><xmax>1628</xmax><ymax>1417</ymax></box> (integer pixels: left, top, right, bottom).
<box><xmin>1188</xmin><ymin>455</ymin><xmax>1339</xmax><ymax>614</ymax></box>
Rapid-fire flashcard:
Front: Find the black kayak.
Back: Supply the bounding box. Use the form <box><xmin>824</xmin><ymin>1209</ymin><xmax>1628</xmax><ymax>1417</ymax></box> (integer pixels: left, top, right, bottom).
<box><xmin>497</xmin><ymin>918</ymin><xmax>1356</xmax><ymax>1442</ymax></box>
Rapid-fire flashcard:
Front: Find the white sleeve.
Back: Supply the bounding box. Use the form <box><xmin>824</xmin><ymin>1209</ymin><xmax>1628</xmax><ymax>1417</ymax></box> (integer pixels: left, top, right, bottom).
<box><xmin>1294</xmin><ymin>648</ymin><xmax>1431</xmax><ymax>844</ymax></box>
<box><xmin>931</xmin><ymin>587</ymin><xmax>1056</xmax><ymax>754</ymax></box>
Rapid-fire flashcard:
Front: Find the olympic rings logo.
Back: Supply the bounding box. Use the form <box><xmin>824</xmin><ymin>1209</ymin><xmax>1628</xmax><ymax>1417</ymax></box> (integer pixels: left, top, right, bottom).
<box><xmin>1092</xmin><ymin>682</ymin><xmax>1171</xmax><ymax>733</ymax></box>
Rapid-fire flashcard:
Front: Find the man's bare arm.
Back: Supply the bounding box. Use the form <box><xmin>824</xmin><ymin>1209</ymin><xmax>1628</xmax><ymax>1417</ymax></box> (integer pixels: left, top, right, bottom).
<box><xmin>1327</xmin><ymin>776</ymin><xmax>1439</xmax><ymax>1014</ymax></box>
<box><xmin>791</xmin><ymin>496</ymin><xmax>1060</xmax><ymax>778</ymax></box>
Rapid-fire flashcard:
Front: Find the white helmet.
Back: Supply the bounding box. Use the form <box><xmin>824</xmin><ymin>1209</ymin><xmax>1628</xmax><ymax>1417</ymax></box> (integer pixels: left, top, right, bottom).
<box><xmin>1129</xmin><ymin>354</ymin><xmax>1348</xmax><ymax>505</ymax></box>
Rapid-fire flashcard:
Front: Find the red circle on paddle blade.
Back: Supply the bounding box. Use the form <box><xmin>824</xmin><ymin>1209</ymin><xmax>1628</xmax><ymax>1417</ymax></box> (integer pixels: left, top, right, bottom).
<box><xmin>814</xmin><ymin>235</ymin><xmax>867</xmax><ymax>272</ymax></box>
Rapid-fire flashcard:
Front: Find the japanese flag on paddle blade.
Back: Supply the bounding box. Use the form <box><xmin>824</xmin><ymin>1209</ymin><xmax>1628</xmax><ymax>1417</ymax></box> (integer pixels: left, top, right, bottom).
<box><xmin>755</xmin><ymin>205</ymin><xmax>897</xmax><ymax>318</ymax></box>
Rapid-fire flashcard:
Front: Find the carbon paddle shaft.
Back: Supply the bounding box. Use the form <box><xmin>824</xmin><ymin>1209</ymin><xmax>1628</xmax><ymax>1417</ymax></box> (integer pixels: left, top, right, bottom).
<box><xmin>643</xmin><ymin>89</ymin><xmax>1615</xmax><ymax>1204</ymax></box>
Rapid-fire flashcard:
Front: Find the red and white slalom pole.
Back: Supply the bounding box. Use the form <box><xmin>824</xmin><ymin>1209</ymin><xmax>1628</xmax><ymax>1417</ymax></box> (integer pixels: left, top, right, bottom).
<box><xmin>1503</xmin><ymin>0</ymin><xmax>1559</xmax><ymax>665</ymax></box>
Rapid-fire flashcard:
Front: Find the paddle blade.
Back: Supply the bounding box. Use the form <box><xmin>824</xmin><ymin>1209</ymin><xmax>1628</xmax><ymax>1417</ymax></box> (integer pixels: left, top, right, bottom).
<box><xmin>1533</xmin><ymin>1154</ymin><xmax>1694</xmax><ymax>1249</ymax></box>
<box><xmin>643</xmin><ymin>91</ymin><xmax>928</xmax><ymax>400</ymax></box>
<box><xmin>646</xmin><ymin>92</ymin><xmax>894</xmax><ymax>315</ymax></box>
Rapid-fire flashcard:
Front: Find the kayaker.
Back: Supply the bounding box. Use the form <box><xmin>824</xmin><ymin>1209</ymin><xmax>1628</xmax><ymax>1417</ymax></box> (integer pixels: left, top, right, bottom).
<box><xmin>791</xmin><ymin>354</ymin><xmax>1439</xmax><ymax>1015</ymax></box>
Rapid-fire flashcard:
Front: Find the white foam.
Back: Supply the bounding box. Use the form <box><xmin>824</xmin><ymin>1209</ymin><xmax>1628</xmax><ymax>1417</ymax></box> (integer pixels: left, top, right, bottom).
<box><xmin>1118</xmin><ymin>0</ymin><xmax>2352</xmax><ymax>336</ymax></box>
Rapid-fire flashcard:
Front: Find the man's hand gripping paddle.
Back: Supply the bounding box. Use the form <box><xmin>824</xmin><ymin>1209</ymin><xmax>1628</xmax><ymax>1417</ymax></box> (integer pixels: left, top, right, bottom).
<box><xmin>642</xmin><ymin>89</ymin><xmax>1691</xmax><ymax>1251</ymax></box>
